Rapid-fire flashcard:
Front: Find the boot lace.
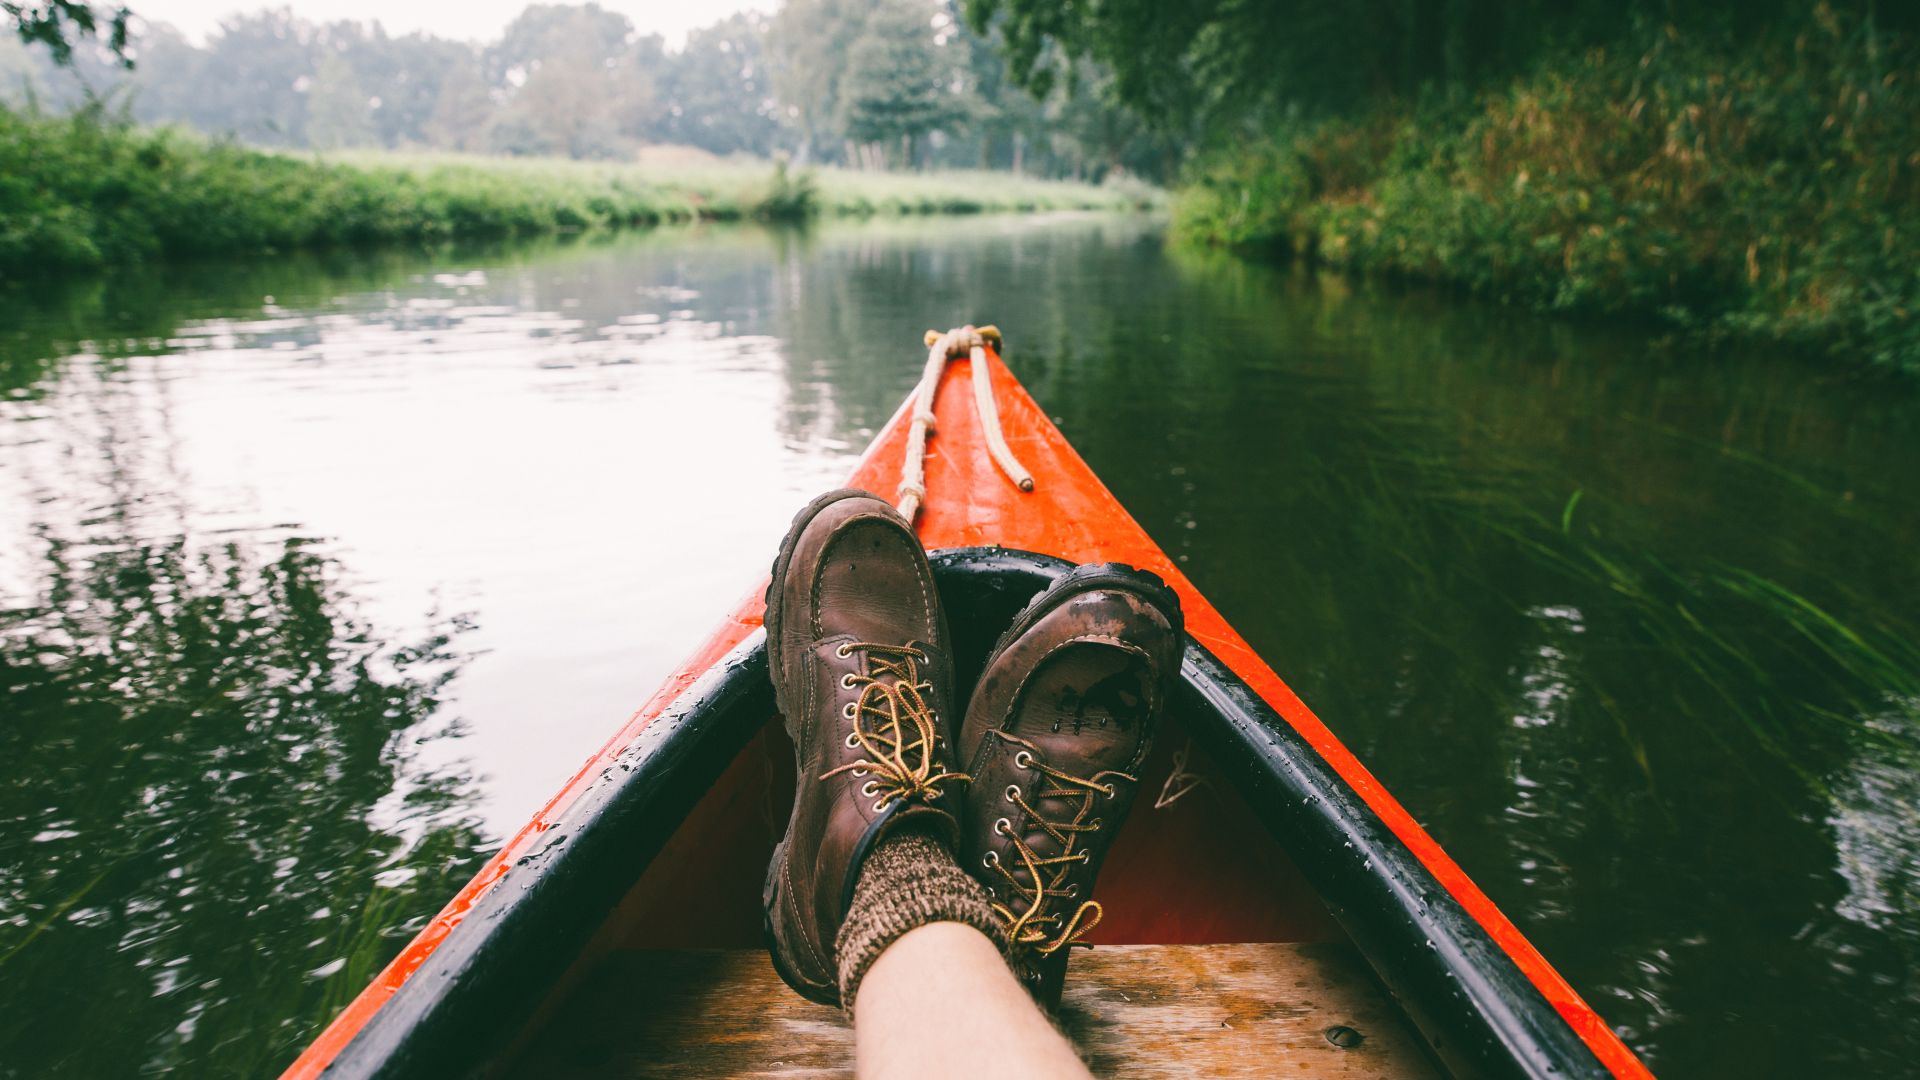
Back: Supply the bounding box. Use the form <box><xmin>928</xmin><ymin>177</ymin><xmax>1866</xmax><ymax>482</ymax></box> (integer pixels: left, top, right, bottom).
<box><xmin>985</xmin><ymin>735</ymin><xmax>1134</xmax><ymax>956</ymax></box>
<box><xmin>819</xmin><ymin>642</ymin><xmax>968</xmax><ymax>811</ymax></box>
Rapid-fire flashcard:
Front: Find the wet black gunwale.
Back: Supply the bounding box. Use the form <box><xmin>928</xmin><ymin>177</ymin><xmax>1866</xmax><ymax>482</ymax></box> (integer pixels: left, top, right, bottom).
<box><xmin>315</xmin><ymin>548</ymin><xmax>1608</xmax><ymax>1079</ymax></box>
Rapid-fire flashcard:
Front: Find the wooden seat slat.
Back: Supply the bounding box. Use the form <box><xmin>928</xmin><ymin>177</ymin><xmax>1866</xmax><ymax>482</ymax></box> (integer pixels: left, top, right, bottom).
<box><xmin>507</xmin><ymin>942</ymin><xmax>1439</xmax><ymax>1079</ymax></box>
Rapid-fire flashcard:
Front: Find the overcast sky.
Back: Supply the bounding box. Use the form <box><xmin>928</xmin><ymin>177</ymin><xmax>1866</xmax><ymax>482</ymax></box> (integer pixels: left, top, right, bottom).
<box><xmin>130</xmin><ymin>0</ymin><xmax>773</xmax><ymax>46</ymax></box>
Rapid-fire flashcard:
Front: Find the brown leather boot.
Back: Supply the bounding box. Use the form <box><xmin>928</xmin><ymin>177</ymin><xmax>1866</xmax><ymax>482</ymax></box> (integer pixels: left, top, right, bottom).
<box><xmin>762</xmin><ymin>489</ymin><xmax>968</xmax><ymax>1006</ymax></box>
<box><xmin>956</xmin><ymin>563</ymin><xmax>1184</xmax><ymax>1006</ymax></box>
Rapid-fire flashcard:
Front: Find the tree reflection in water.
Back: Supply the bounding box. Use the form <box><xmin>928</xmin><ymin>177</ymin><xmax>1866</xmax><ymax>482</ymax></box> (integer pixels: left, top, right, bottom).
<box><xmin>0</xmin><ymin>533</ymin><xmax>485</xmax><ymax>1075</ymax></box>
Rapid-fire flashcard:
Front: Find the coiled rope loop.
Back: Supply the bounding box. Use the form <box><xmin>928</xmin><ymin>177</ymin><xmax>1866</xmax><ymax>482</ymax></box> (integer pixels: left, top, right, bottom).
<box><xmin>897</xmin><ymin>324</ymin><xmax>1035</xmax><ymax>521</ymax></box>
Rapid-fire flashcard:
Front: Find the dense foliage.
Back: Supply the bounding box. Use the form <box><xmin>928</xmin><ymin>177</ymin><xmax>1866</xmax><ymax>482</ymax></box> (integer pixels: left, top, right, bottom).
<box><xmin>1174</xmin><ymin>12</ymin><xmax>1919</xmax><ymax>372</ymax></box>
<box><xmin>970</xmin><ymin>0</ymin><xmax>1914</xmax><ymax>127</ymax></box>
<box><xmin>0</xmin><ymin>105</ymin><xmax>1144</xmax><ymax>270</ymax></box>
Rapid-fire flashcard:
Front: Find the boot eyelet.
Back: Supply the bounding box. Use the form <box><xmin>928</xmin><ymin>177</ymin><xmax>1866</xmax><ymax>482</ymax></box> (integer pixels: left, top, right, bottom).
<box><xmin>1076</xmin><ymin>852</ymin><xmax>1091</xmax><ymax>864</ymax></box>
<box><xmin>842</xmin><ymin>702</ymin><xmax>857</xmax><ymax>720</ymax></box>
<box><xmin>844</xmin><ymin>732</ymin><xmax>860</xmax><ymax>749</ymax></box>
<box><xmin>993</xmin><ymin>817</ymin><xmax>1012</xmax><ymax>837</ymax></box>
<box><xmin>1088</xmin><ymin>818</ymin><xmax>1103</xmax><ymax>830</ymax></box>
<box><xmin>841</xmin><ymin>673</ymin><xmax>858</xmax><ymax>689</ymax></box>
<box><xmin>835</xmin><ymin>643</ymin><xmax>853</xmax><ymax>658</ymax></box>
<box><xmin>1004</xmin><ymin>785</ymin><xmax>1020</xmax><ymax>803</ymax></box>
<box><xmin>1064</xmin><ymin>886</ymin><xmax>1079</xmax><ymax>899</ymax></box>
<box><xmin>1101</xmin><ymin>783</ymin><xmax>1117</xmax><ymax>798</ymax></box>
<box><xmin>851</xmin><ymin>767</ymin><xmax>869</xmax><ymax>778</ymax></box>
<box><xmin>1013</xmin><ymin>750</ymin><xmax>1034</xmax><ymax>769</ymax></box>
<box><xmin>982</xmin><ymin>850</ymin><xmax>1000</xmax><ymax>869</ymax></box>
<box><xmin>861</xmin><ymin>780</ymin><xmax>880</xmax><ymax>798</ymax></box>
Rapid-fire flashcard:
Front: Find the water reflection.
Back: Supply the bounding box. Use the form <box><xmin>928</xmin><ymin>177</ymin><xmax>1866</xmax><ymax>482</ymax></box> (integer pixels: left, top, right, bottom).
<box><xmin>1</xmin><ymin>215</ymin><xmax>1917</xmax><ymax>1075</ymax></box>
<box><xmin>0</xmin><ymin>534</ymin><xmax>484</xmax><ymax>1074</ymax></box>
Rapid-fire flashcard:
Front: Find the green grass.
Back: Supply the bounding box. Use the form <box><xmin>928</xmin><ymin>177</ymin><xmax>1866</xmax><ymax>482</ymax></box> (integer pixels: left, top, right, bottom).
<box><xmin>803</xmin><ymin>162</ymin><xmax>1159</xmax><ymax>215</ymax></box>
<box><xmin>0</xmin><ymin>108</ymin><xmax>1152</xmax><ymax>273</ymax></box>
<box><xmin>328</xmin><ymin>149</ymin><xmax>1156</xmax><ymax>216</ymax></box>
<box><xmin>1173</xmin><ymin>9</ymin><xmax>1920</xmax><ymax>374</ymax></box>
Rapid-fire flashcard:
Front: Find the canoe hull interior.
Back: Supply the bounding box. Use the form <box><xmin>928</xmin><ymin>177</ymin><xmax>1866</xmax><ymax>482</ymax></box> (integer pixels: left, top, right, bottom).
<box><xmin>316</xmin><ymin>550</ymin><xmax>1607</xmax><ymax>1080</ymax></box>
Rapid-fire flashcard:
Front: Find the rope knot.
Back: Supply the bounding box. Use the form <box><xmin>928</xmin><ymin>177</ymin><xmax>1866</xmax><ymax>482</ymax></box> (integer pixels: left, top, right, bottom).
<box><xmin>922</xmin><ymin>324</ymin><xmax>1002</xmax><ymax>359</ymax></box>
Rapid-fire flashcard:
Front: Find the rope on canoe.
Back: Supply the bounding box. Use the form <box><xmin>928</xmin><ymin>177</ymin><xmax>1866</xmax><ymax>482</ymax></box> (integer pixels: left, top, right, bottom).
<box><xmin>896</xmin><ymin>325</ymin><xmax>1035</xmax><ymax>522</ymax></box>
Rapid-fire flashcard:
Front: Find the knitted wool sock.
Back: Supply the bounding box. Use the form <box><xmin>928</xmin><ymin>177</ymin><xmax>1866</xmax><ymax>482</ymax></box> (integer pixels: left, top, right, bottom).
<box><xmin>834</xmin><ymin>826</ymin><xmax>1006</xmax><ymax>1011</ymax></box>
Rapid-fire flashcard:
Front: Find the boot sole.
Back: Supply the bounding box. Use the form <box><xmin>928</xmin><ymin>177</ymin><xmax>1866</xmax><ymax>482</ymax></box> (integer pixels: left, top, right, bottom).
<box><xmin>982</xmin><ymin>562</ymin><xmax>1186</xmax><ymax>679</ymax></box>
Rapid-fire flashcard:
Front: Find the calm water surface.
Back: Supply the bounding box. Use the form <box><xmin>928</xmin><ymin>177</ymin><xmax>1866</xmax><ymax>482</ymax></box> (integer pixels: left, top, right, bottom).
<box><xmin>2</xmin><ymin>216</ymin><xmax>1916</xmax><ymax>1077</ymax></box>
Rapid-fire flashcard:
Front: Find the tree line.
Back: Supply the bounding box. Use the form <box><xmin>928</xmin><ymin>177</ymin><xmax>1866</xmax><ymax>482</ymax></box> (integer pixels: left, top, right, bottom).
<box><xmin>973</xmin><ymin>0</ymin><xmax>1920</xmax><ymax>133</ymax></box>
<box><xmin>0</xmin><ymin>0</ymin><xmax>1177</xmax><ymax>179</ymax></box>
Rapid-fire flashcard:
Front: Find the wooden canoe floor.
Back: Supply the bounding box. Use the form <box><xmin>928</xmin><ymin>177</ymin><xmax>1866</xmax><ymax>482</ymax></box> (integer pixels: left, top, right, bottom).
<box><xmin>505</xmin><ymin>943</ymin><xmax>1440</xmax><ymax>1079</ymax></box>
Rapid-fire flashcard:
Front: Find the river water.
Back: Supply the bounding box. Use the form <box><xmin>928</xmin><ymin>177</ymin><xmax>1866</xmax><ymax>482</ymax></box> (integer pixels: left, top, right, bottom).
<box><xmin>2</xmin><ymin>215</ymin><xmax>1915</xmax><ymax>1077</ymax></box>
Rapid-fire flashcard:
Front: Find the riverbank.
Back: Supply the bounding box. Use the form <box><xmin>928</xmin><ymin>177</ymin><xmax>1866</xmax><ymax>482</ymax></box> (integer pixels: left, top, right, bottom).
<box><xmin>1174</xmin><ymin>12</ymin><xmax>1918</xmax><ymax>374</ymax></box>
<box><xmin>0</xmin><ymin>109</ymin><xmax>1151</xmax><ymax>273</ymax></box>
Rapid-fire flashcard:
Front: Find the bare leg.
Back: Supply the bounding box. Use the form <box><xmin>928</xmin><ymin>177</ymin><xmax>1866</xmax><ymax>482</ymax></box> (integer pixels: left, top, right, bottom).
<box><xmin>852</xmin><ymin>921</ymin><xmax>1093</xmax><ymax>1080</ymax></box>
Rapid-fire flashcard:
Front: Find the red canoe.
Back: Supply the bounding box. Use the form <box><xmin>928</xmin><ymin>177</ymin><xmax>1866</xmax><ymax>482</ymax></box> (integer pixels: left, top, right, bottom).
<box><xmin>285</xmin><ymin>339</ymin><xmax>1650</xmax><ymax>1079</ymax></box>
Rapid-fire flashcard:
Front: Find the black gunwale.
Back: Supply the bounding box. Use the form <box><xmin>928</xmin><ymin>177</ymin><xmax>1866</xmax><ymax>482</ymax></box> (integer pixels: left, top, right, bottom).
<box><xmin>316</xmin><ymin>548</ymin><xmax>1608</xmax><ymax>1079</ymax></box>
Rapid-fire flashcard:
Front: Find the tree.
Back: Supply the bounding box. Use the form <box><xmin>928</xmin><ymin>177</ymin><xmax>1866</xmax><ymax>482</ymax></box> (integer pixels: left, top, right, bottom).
<box><xmin>344</xmin><ymin>27</ymin><xmax>473</xmax><ymax>148</ymax></box>
<box><xmin>837</xmin><ymin>0</ymin><xmax>964</xmax><ymax>168</ymax></box>
<box><xmin>425</xmin><ymin>51</ymin><xmax>493</xmax><ymax>151</ymax></box>
<box><xmin>118</xmin><ymin>21</ymin><xmax>200</xmax><ymax>123</ymax></box>
<box><xmin>0</xmin><ymin>25</ymin><xmax>46</xmax><ymax>102</ymax></box>
<box><xmin>486</xmin><ymin>3</ymin><xmax>645</xmax><ymax>158</ymax></box>
<box><xmin>655</xmin><ymin>13</ymin><xmax>785</xmax><ymax>156</ymax></box>
<box><xmin>768</xmin><ymin>0</ymin><xmax>868</xmax><ymax>163</ymax></box>
<box><xmin>5</xmin><ymin>0</ymin><xmax>128</xmax><ymax>67</ymax></box>
<box><xmin>1035</xmin><ymin>63</ymin><xmax>1179</xmax><ymax>181</ymax></box>
<box><xmin>305</xmin><ymin>48</ymin><xmax>371</xmax><ymax>148</ymax></box>
<box><xmin>944</xmin><ymin>4</ymin><xmax>1027</xmax><ymax>170</ymax></box>
<box><xmin>189</xmin><ymin>9</ymin><xmax>320</xmax><ymax>146</ymax></box>
<box><xmin>966</xmin><ymin>0</ymin><xmax>1920</xmax><ymax>134</ymax></box>
<box><xmin>7</xmin><ymin>0</ymin><xmax>1178</xmax><ymax>178</ymax></box>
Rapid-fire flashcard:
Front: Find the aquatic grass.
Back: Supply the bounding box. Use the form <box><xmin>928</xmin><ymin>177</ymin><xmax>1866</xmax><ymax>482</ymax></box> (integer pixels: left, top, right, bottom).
<box><xmin>1510</xmin><ymin>500</ymin><xmax>1915</xmax><ymax>773</ymax></box>
<box><xmin>1377</xmin><ymin>474</ymin><xmax>1911</xmax><ymax>801</ymax></box>
<box><xmin>1278</xmin><ymin>376</ymin><xmax>1920</xmax><ymax>804</ymax></box>
<box><xmin>0</xmin><ymin>860</ymin><xmax>118</xmax><ymax>970</ymax></box>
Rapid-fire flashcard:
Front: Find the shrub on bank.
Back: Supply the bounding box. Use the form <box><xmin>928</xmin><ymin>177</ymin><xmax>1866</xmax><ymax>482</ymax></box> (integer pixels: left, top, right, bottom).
<box><xmin>1176</xmin><ymin>10</ymin><xmax>1919</xmax><ymax>373</ymax></box>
